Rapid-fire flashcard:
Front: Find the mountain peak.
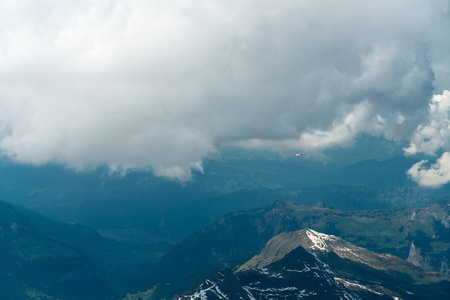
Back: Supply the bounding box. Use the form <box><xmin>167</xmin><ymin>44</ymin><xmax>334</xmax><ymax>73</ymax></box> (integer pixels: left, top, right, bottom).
<box><xmin>314</xmin><ymin>201</ymin><xmax>330</xmax><ymax>208</ymax></box>
<box><xmin>237</xmin><ymin>229</ymin><xmax>341</xmax><ymax>271</ymax></box>
<box><xmin>271</xmin><ymin>199</ymin><xmax>288</xmax><ymax>208</ymax></box>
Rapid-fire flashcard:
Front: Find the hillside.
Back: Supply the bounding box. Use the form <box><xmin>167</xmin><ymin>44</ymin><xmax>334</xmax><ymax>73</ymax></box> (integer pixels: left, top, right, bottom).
<box><xmin>0</xmin><ymin>200</ymin><xmax>110</xmax><ymax>299</ymax></box>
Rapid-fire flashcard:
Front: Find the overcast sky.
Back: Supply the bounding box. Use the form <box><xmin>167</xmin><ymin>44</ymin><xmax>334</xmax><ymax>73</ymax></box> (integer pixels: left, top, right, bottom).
<box><xmin>0</xmin><ymin>0</ymin><xmax>449</xmax><ymax>185</ymax></box>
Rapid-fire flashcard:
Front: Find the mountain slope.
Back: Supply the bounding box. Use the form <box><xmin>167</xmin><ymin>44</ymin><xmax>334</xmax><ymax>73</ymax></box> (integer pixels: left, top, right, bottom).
<box><xmin>0</xmin><ymin>200</ymin><xmax>111</xmax><ymax>299</ymax></box>
<box><xmin>179</xmin><ymin>230</ymin><xmax>450</xmax><ymax>300</ymax></box>
<box><xmin>178</xmin><ymin>246</ymin><xmax>360</xmax><ymax>300</ymax></box>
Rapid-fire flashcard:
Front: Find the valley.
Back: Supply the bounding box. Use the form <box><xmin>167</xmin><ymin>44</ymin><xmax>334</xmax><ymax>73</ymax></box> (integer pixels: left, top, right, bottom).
<box><xmin>1</xmin><ymin>156</ymin><xmax>449</xmax><ymax>299</ymax></box>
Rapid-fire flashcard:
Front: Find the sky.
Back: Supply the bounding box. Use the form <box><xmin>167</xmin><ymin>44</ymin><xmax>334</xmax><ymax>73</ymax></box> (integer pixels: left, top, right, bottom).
<box><xmin>0</xmin><ymin>0</ymin><xmax>449</xmax><ymax>185</ymax></box>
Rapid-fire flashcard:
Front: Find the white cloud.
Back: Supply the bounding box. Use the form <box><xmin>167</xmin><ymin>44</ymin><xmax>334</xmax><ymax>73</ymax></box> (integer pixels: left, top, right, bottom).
<box><xmin>407</xmin><ymin>152</ymin><xmax>450</xmax><ymax>187</ymax></box>
<box><xmin>404</xmin><ymin>90</ymin><xmax>450</xmax><ymax>156</ymax></box>
<box><xmin>405</xmin><ymin>90</ymin><xmax>450</xmax><ymax>187</ymax></box>
<box><xmin>0</xmin><ymin>0</ymin><xmax>449</xmax><ymax>180</ymax></box>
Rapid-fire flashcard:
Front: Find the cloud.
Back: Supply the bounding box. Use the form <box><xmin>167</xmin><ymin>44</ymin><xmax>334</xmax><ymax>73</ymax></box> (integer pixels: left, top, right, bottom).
<box><xmin>233</xmin><ymin>100</ymin><xmax>373</xmax><ymax>155</ymax></box>
<box><xmin>404</xmin><ymin>90</ymin><xmax>450</xmax><ymax>156</ymax></box>
<box><xmin>405</xmin><ymin>90</ymin><xmax>450</xmax><ymax>187</ymax></box>
<box><xmin>0</xmin><ymin>0</ymin><xmax>449</xmax><ymax>180</ymax></box>
<box><xmin>407</xmin><ymin>153</ymin><xmax>450</xmax><ymax>187</ymax></box>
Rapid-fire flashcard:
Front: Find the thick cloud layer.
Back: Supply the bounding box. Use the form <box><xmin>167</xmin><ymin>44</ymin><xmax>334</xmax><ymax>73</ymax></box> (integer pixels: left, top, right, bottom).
<box><xmin>0</xmin><ymin>0</ymin><xmax>449</xmax><ymax>180</ymax></box>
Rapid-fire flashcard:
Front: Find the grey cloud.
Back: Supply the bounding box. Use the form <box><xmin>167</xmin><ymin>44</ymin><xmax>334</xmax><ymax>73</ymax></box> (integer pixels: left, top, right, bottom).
<box><xmin>0</xmin><ymin>0</ymin><xmax>449</xmax><ymax>180</ymax></box>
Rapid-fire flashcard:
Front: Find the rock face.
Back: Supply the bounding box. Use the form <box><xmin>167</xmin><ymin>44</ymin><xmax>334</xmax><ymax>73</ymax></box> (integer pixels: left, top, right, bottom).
<box><xmin>407</xmin><ymin>241</ymin><xmax>422</xmax><ymax>266</ymax></box>
<box><xmin>178</xmin><ymin>230</ymin><xmax>450</xmax><ymax>300</ymax></box>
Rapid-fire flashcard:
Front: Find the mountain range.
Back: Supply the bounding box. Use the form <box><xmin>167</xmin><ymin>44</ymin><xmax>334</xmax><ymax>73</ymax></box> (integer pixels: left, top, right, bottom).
<box><xmin>150</xmin><ymin>199</ymin><xmax>450</xmax><ymax>299</ymax></box>
<box><xmin>1</xmin><ymin>187</ymin><xmax>449</xmax><ymax>299</ymax></box>
<box><xmin>179</xmin><ymin>229</ymin><xmax>449</xmax><ymax>299</ymax></box>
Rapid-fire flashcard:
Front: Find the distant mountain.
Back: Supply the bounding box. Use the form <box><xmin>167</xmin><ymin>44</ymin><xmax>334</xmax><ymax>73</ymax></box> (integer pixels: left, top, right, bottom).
<box><xmin>1</xmin><ymin>156</ymin><xmax>449</xmax><ymax>249</ymax></box>
<box><xmin>158</xmin><ymin>184</ymin><xmax>437</xmax><ymax>240</ymax></box>
<box><xmin>179</xmin><ymin>229</ymin><xmax>449</xmax><ymax>300</ymax></box>
<box><xmin>151</xmin><ymin>199</ymin><xmax>450</xmax><ymax>299</ymax></box>
<box><xmin>0</xmin><ymin>200</ymin><xmax>110</xmax><ymax>299</ymax></box>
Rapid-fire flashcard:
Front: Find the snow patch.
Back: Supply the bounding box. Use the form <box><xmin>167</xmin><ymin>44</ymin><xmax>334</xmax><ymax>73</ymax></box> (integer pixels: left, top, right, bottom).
<box><xmin>242</xmin><ymin>287</ymin><xmax>256</xmax><ymax>300</ymax></box>
<box><xmin>184</xmin><ymin>279</ymin><xmax>229</xmax><ymax>300</ymax></box>
<box><xmin>244</xmin><ymin>286</ymin><xmax>298</xmax><ymax>292</ymax></box>
<box><xmin>335</xmin><ymin>277</ymin><xmax>383</xmax><ymax>296</ymax></box>
<box><xmin>305</xmin><ymin>229</ymin><xmax>336</xmax><ymax>251</ymax></box>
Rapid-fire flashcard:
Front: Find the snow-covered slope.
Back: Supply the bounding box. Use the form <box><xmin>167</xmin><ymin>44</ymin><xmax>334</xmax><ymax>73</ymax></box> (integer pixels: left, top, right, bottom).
<box><xmin>177</xmin><ymin>246</ymin><xmax>360</xmax><ymax>300</ymax></box>
<box><xmin>240</xmin><ymin>228</ymin><xmax>447</xmax><ymax>284</ymax></box>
